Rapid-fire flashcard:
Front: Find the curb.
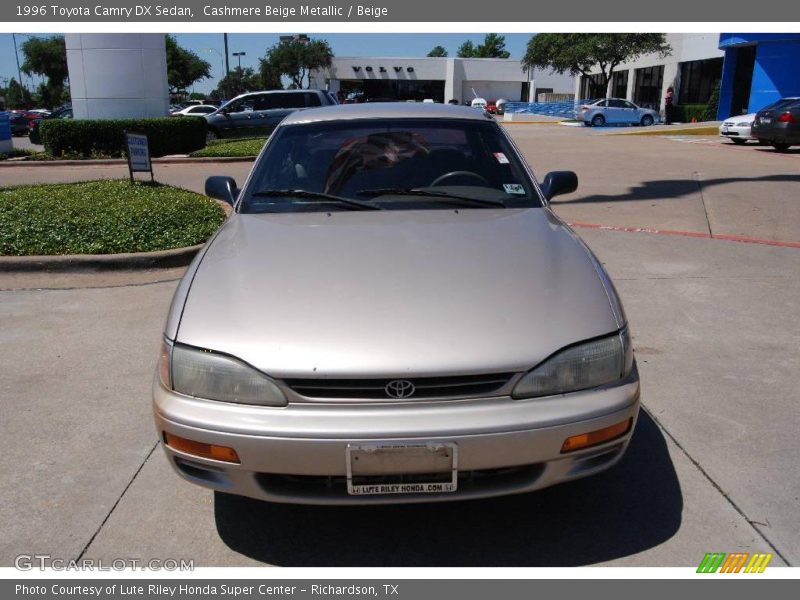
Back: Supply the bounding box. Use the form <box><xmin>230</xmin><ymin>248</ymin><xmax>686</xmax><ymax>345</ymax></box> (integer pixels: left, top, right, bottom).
<box><xmin>0</xmin><ymin>156</ymin><xmax>256</xmax><ymax>167</ymax></box>
<box><xmin>608</xmin><ymin>125</ymin><xmax>719</xmax><ymax>136</ymax></box>
<box><xmin>0</xmin><ymin>244</ymin><xmax>203</xmax><ymax>273</ymax></box>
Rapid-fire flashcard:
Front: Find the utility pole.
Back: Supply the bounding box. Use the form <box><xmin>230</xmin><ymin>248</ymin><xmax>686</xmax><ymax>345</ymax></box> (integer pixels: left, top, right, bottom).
<box><xmin>12</xmin><ymin>33</ymin><xmax>24</xmax><ymax>90</ymax></box>
<box><xmin>223</xmin><ymin>33</ymin><xmax>231</xmax><ymax>100</ymax></box>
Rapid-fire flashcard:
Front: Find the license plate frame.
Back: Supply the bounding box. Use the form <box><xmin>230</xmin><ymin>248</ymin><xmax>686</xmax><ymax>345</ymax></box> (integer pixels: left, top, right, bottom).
<box><xmin>345</xmin><ymin>442</ymin><xmax>458</xmax><ymax>496</ymax></box>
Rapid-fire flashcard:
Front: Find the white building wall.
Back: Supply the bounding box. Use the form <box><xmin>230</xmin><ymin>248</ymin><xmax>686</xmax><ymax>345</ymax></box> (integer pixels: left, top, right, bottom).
<box><xmin>312</xmin><ymin>57</ymin><xmax>575</xmax><ymax>104</ymax></box>
<box><xmin>577</xmin><ymin>33</ymin><xmax>724</xmax><ymax>105</ymax></box>
<box><xmin>66</xmin><ymin>33</ymin><xmax>169</xmax><ymax>119</ymax></box>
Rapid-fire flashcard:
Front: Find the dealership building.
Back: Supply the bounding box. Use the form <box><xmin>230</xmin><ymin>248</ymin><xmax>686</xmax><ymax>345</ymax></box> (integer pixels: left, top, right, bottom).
<box><xmin>310</xmin><ymin>57</ymin><xmax>575</xmax><ymax>104</ymax></box>
<box><xmin>576</xmin><ymin>33</ymin><xmax>800</xmax><ymax>119</ymax></box>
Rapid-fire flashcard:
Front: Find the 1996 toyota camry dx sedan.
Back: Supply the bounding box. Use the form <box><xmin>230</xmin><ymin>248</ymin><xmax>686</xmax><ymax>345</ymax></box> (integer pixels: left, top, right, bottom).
<box><xmin>154</xmin><ymin>103</ymin><xmax>640</xmax><ymax>504</ymax></box>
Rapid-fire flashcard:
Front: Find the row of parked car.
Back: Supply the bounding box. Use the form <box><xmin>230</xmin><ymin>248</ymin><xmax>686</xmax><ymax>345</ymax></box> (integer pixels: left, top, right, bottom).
<box><xmin>719</xmin><ymin>97</ymin><xmax>800</xmax><ymax>151</ymax></box>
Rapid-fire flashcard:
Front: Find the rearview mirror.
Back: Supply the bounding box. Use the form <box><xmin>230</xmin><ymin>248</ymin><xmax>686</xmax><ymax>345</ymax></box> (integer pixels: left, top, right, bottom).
<box><xmin>541</xmin><ymin>171</ymin><xmax>578</xmax><ymax>201</ymax></box>
<box><xmin>205</xmin><ymin>176</ymin><xmax>238</xmax><ymax>205</ymax></box>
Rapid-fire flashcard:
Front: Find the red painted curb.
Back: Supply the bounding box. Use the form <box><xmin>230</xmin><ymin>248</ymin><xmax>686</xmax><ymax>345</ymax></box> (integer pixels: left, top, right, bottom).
<box><xmin>568</xmin><ymin>221</ymin><xmax>800</xmax><ymax>249</ymax></box>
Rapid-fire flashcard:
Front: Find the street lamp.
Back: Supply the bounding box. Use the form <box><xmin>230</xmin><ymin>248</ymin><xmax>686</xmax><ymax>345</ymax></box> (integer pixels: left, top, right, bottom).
<box><xmin>232</xmin><ymin>52</ymin><xmax>246</xmax><ymax>69</ymax></box>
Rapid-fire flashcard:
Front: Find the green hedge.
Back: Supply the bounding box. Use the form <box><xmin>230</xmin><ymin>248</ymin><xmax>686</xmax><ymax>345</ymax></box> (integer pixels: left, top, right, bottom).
<box><xmin>0</xmin><ymin>180</ymin><xmax>226</xmax><ymax>255</ymax></box>
<box><xmin>39</xmin><ymin>117</ymin><xmax>207</xmax><ymax>158</ymax></box>
<box><xmin>674</xmin><ymin>104</ymin><xmax>709</xmax><ymax>123</ymax></box>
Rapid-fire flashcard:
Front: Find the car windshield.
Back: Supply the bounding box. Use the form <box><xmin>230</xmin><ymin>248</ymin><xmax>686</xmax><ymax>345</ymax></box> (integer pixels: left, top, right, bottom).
<box><xmin>239</xmin><ymin>118</ymin><xmax>542</xmax><ymax>213</ymax></box>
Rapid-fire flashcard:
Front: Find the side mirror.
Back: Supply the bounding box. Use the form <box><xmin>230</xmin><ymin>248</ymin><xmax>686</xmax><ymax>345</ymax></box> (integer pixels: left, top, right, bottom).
<box><xmin>205</xmin><ymin>176</ymin><xmax>238</xmax><ymax>205</ymax></box>
<box><xmin>541</xmin><ymin>171</ymin><xmax>578</xmax><ymax>201</ymax></box>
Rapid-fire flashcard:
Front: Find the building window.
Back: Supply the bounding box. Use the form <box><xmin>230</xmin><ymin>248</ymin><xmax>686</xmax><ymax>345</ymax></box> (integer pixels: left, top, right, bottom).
<box><xmin>581</xmin><ymin>73</ymin><xmax>606</xmax><ymax>99</ymax></box>
<box><xmin>611</xmin><ymin>70</ymin><xmax>629</xmax><ymax>99</ymax></box>
<box><xmin>634</xmin><ymin>65</ymin><xmax>664</xmax><ymax>110</ymax></box>
<box><xmin>679</xmin><ymin>57</ymin><xmax>723</xmax><ymax>104</ymax></box>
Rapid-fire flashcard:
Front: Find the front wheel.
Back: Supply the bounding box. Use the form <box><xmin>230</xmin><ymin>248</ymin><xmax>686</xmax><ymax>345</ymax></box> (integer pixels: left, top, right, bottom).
<box><xmin>591</xmin><ymin>114</ymin><xmax>606</xmax><ymax>127</ymax></box>
<box><xmin>640</xmin><ymin>115</ymin><xmax>654</xmax><ymax>127</ymax></box>
<box><xmin>731</xmin><ymin>138</ymin><xmax>747</xmax><ymax>145</ymax></box>
<box><xmin>772</xmin><ymin>142</ymin><xmax>790</xmax><ymax>152</ymax></box>
<box><xmin>206</xmin><ymin>129</ymin><xmax>220</xmax><ymax>143</ymax></box>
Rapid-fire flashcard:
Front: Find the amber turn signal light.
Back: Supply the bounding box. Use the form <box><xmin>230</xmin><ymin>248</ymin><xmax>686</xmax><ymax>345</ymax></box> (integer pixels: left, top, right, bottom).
<box><xmin>561</xmin><ymin>418</ymin><xmax>632</xmax><ymax>453</ymax></box>
<box><xmin>163</xmin><ymin>432</ymin><xmax>240</xmax><ymax>463</ymax></box>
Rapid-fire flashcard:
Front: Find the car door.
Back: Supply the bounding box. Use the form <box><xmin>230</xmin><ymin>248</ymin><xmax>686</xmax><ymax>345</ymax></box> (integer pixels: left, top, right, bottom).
<box><xmin>216</xmin><ymin>96</ymin><xmax>258</xmax><ymax>138</ymax></box>
<box><xmin>605</xmin><ymin>99</ymin><xmax>628</xmax><ymax>123</ymax></box>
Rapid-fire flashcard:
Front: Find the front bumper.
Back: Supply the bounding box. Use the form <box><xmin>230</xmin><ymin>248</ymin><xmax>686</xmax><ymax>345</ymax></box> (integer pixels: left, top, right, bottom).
<box><xmin>153</xmin><ymin>368</ymin><xmax>640</xmax><ymax>504</ymax></box>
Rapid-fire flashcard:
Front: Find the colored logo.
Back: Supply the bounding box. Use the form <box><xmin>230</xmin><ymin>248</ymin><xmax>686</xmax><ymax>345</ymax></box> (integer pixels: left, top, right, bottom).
<box><xmin>697</xmin><ymin>552</ymin><xmax>773</xmax><ymax>573</ymax></box>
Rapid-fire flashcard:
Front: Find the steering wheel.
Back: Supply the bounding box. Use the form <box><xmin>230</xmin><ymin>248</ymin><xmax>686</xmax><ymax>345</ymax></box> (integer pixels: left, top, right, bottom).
<box><xmin>430</xmin><ymin>171</ymin><xmax>491</xmax><ymax>187</ymax></box>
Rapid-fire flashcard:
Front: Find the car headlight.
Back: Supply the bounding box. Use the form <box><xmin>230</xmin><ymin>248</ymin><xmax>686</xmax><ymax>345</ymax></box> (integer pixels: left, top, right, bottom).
<box><xmin>512</xmin><ymin>329</ymin><xmax>634</xmax><ymax>399</ymax></box>
<box><xmin>736</xmin><ymin>121</ymin><xmax>752</xmax><ymax>127</ymax></box>
<box><xmin>160</xmin><ymin>340</ymin><xmax>287</xmax><ymax>406</ymax></box>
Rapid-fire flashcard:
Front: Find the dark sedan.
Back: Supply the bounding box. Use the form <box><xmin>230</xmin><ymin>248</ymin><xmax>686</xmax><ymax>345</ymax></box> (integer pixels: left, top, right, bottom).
<box><xmin>752</xmin><ymin>97</ymin><xmax>800</xmax><ymax>151</ymax></box>
<box><xmin>9</xmin><ymin>112</ymin><xmax>30</xmax><ymax>136</ymax></box>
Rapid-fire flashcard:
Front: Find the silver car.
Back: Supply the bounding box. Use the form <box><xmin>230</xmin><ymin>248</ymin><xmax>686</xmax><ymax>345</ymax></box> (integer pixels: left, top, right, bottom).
<box><xmin>154</xmin><ymin>103</ymin><xmax>640</xmax><ymax>505</ymax></box>
<box><xmin>577</xmin><ymin>98</ymin><xmax>659</xmax><ymax>127</ymax></box>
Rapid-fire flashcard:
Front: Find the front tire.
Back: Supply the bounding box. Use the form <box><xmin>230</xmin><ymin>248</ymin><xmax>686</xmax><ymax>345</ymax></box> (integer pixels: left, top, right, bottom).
<box><xmin>641</xmin><ymin>114</ymin><xmax>654</xmax><ymax>127</ymax></box>
<box><xmin>591</xmin><ymin>114</ymin><xmax>606</xmax><ymax>127</ymax></box>
<box><xmin>731</xmin><ymin>138</ymin><xmax>747</xmax><ymax>145</ymax></box>
<box><xmin>772</xmin><ymin>142</ymin><xmax>790</xmax><ymax>152</ymax></box>
<box><xmin>206</xmin><ymin>129</ymin><xmax>220</xmax><ymax>143</ymax></box>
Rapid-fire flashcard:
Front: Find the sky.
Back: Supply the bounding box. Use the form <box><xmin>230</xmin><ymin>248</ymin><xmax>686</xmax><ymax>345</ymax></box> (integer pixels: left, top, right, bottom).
<box><xmin>0</xmin><ymin>32</ymin><xmax>533</xmax><ymax>95</ymax></box>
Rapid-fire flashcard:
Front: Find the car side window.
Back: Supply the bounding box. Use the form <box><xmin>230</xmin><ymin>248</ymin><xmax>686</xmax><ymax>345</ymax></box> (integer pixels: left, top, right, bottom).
<box><xmin>596</xmin><ymin>100</ymin><xmax>608</xmax><ymax>108</ymax></box>
<box><xmin>305</xmin><ymin>93</ymin><xmax>322</xmax><ymax>107</ymax></box>
<box><xmin>623</xmin><ymin>101</ymin><xmax>636</xmax><ymax>109</ymax></box>
<box><xmin>608</xmin><ymin>99</ymin><xmax>626</xmax><ymax>108</ymax></box>
<box><xmin>227</xmin><ymin>97</ymin><xmax>256</xmax><ymax>113</ymax></box>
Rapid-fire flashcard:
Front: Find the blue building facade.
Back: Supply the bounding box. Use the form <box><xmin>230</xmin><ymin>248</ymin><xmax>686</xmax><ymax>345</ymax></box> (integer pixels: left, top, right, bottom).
<box><xmin>718</xmin><ymin>33</ymin><xmax>800</xmax><ymax>119</ymax></box>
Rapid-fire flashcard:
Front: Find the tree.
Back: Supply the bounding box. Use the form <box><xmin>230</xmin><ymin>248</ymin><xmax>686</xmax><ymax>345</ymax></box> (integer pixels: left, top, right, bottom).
<box><xmin>475</xmin><ymin>34</ymin><xmax>511</xmax><ymax>58</ymax></box>
<box><xmin>427</xmin><ymin>46</ymin><xmax>448</xmax><ymax>58</ymax></box>
<box><xmin>522</xmin><ymin>34</ymin><xmax>672</xmax><ymax>98</ymax></box>
<box><xmin>257</xmin><ymin>58</ymin><xmax>284</xmax><ymax>90</ymax></box>
<box><xmin>20</xmin><ymin>35</ymin><xmax>68</xmax><ymax>109</ymax></box>
<box><xmin>456</xmin><ymin>35</ymin><xmax>511</xmax><ymax>59</ymax></box>
<box><xmin>456</xmin><ymin>41</ymin><xmax>476</xmax><ymax>58</ymax></box>
<box><xmin>265</xmin><ymin>38</ymin><xmax>333</xmax><ymax>89</ymax></box>
<box><xmin>209</xmin><ymin>67</ymin><xmax>263</xmax><ymax>99</ymax></box>
<box><xmin>165</xmin><ymin>35</ymin><xmax>211</xmax><ymax>95</ymax></box>
<box><xmin>3</xmin><ymin>78</ymin><xmax>34</xmax><ymax>109</ymax></box>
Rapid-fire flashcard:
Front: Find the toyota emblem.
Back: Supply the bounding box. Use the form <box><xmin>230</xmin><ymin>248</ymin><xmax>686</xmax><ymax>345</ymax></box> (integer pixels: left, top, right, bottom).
<box><xmin>385</xmin><ymin>379</ymin><xmax>415</xmax><ymax>399</ymax></box>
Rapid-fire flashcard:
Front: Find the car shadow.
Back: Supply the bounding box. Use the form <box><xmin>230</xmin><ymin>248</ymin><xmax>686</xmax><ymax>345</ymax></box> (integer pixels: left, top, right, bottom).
<box><xmin>213</xmin><ymin>409</ymin><xmax>682</xmax><ymax>566</ymax></box>
<box><xmin>551</xmin><ymin>174</ymin><xmax>800</xmax><ymax>205</ymax></box>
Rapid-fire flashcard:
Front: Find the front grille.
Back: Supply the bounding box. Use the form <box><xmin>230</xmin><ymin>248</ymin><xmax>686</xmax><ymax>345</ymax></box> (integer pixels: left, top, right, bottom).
<box><xmin>283</xmin><ymin>372</ymin><xmax>514</xmax><ymax>400</ymax></box>
<box><xmin>256</xmin><ymin>464</ymin><xmax>544</xmax><ymax>498</ymax></box>
<box><xmin>723</xmin><ymin>121</ymin><xmax>734</xmax><ymax>127</ymax></box>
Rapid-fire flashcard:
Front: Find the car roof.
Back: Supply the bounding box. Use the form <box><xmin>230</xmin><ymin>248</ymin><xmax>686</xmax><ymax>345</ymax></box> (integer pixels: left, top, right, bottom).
<box><xmin>280</xmin><ymin>102</ymin><xmax>493</xmax><ymax>125</ymax></box>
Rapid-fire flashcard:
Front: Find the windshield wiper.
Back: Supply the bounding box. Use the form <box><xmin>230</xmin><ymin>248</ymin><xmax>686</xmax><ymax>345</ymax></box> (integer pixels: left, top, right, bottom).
<box><xmin>355</xmin><ymin>188</ymin><xmax>506</xmax><ymax>207</ymax></box>
<box><xmin>251</xmin><ymin>189</ymin><xmax>382</xmax><ymax>211</ymax></box>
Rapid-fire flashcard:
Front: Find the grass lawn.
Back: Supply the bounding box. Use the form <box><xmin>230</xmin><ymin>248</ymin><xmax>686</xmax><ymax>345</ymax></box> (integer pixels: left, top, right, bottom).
<box><xmin>0</xmin><ymin>180</ymin><xmax>226</xmax><ymax>256</ymax></box>
<box><xmin>190</xmin><ymin>137</ymin><xmax>266</xmax><ymax>158</ymax></box>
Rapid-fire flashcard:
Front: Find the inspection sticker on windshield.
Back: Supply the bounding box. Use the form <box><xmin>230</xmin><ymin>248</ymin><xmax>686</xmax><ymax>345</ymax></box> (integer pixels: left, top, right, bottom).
<box><xmin>503</xmin><ymin>183</ymin><xmax>526</xmax><ymax>195</ymax></box>
<box><xmin>494</xmin><ymin>152</ymin><xmax>510</xmax><ymax>164</ymax></box>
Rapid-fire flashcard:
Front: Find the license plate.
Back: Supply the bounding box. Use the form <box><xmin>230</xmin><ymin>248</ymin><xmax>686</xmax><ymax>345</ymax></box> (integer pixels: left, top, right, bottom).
<box><xmin>762</xmin><ymin>117</ymin><xmax>772</xmax><ymax>124</ymax></box>
<box><xmin>346</xmin><ymin>442</ymin><xmax>458</xmax><ymax>496</ymax></box>
<box><xmin>721</xmin><ymin>127</ymin><xmax>729</xmax><ymax>134</ymax></box>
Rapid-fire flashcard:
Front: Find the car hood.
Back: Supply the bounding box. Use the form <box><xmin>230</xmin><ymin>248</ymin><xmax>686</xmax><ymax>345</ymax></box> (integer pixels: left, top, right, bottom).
<box><xmin>175</xmin><ymin>208</ymin><xmax>620</xmax><ymax>378</ymax></box>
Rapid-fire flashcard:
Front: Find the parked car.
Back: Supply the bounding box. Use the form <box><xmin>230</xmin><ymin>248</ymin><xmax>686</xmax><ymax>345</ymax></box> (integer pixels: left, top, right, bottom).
<box><xmin>28</xmin><ymin>105</ymin><xmax>72</xmax><ymax>145</ymax></box>
<box><xmin>204</xmin><ymin>89</ymin><xmax>338</xmax><ymax>142</ymax></box>
<box><xmin>170</xmin><ymin>105</ymin><xmax>218</xmax><ymax>117</ymax></box>
<box><xmin>9</xmin><ymin>112</ymin><xmax>30</xmax><ymax>136</ymax></box>
<box><xmin>154</xmin><ymin>103</ymin><xmax>640</xmax><ymax>505</ymax></box>
<box><xmin>495</xmin><ymin>98</ymin><xmax>507</xmax><ymax>116</ymax></box>
<box><xmin>471</xmin><ymin>97</ymin><xmax>487</xmax><ymax>110</ymax></box>
<box><xmin>719</xmin><ymin>113</ymin><xmax>758</xmax><ymax>144</ymax></box>
<box><xmin>752</xmin><ymin>97</ymin><xmax>800</xmax><ymax>151</ymax></box>
<box><xmin>486</xmin><ymin>99</ymin><xmax>498</xmax><ymax>114</ymax></box>
<box><xmin>577</xmin><ymin>98</ymin><xmax>658</xmax><ymax>127</ymax></box>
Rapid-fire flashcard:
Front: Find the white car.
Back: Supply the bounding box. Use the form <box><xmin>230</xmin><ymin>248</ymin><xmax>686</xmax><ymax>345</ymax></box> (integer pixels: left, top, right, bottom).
<box><xmin>577</xmin><ymin>98</ymin><xmax>659</xmax><ymax>127</ymax></box>
<box><xmin>471</xmin><ymin>97</ymin><xmax>487</xmax><ymax>110</ymax></box>
<box><xmin>719</xmin><ymin>113</ymin><xmax>757</xmax><ymax>144</ymax></box>
<box><xmin>170</xmin><ymin>105</ymin><xmax>218</xmax><ymax>117</ymax></box>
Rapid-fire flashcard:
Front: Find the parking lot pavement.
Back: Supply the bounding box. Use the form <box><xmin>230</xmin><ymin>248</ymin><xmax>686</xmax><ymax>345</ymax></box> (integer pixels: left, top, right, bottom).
<box><xmin>505</xmin><ymin>125</ymin><xmax>800</xmax><ymax>243</ymax></box>
<box><xmin>1</xmin><ymin>226</ymin><xmax>796</xmax><ymax>567</ymax></box>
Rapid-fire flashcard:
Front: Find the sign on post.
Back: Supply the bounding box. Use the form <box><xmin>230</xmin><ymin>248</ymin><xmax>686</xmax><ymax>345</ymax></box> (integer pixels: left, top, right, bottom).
<box><xmin>125</xmin><ymin>131</ymin><xmax>154</xmax><ymax>183</ymax></box>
